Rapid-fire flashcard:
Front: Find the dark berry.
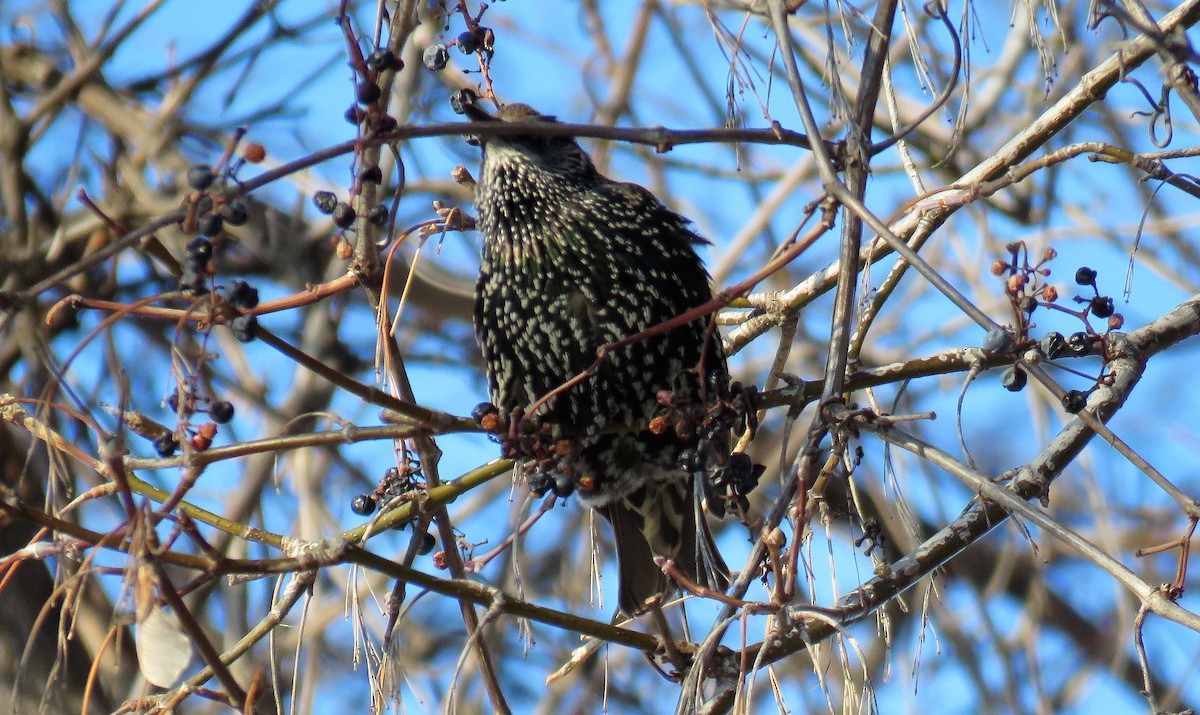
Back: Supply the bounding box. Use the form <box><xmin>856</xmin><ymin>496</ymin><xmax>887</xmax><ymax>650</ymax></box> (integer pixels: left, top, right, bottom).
<box><xmin>1017</xmin><ymin>295</ymin><xmax>1037</xmax><ymax>314</ymax></box>
<box><xmin>471</xmin><ymin>402</ymin><xmax>499</xmax><ymax>422</ymax></box>
<box><xmin>356</xmin><ymin>82</ymin><xmax>382</xmax><ymax>105</ymax></box>
<box><xmin>179</xmin><ymin>265</ymin><xmax>207</xmax><ymax>296</ymax></box>
<box><xmin>186</xmin><ymin>165</ymin><xmax>215</xmax><ymax>191</ymax></box>
<box><xmin>553</xmin><ymin>473</ymin><xmax>575</xmax><ymax>497</ymax></box>
<box><xmin>1090</xmin><ymin>296</ymin><xmax>1114</xmax><ymax>318</ymax></box>
<box><xmin>166</xmin><ymin>392</ymin><xmax>181</xmax><ymax>413</ymax></box>
<box><xmin>1066</xmin><ymin>331</ymin><xmax>1092</xmax><ymax>354</ymax></box>
<box><xmin>457</xmin><ymin>30</ymin><xmax>482</xmax><ymax>54</ymax></box>
<box><xmin>449</xmin><ymin>88</ymin><xmax>477</xmax><ymax>115</ymax></box>
<box><xmin>313</xmin><ymin>191</ymin><xmax>338</xmax><ymax>214</ymax></box>
<box><xmin>1062</xmin><ymin>390</ymin><xmax>1087</xmax><ymax>413</ymax></box>
<box><xmin>153</xmin><ymin>432</ymin><xmax>179</xmax><ymax>457</ymax></box>
<box><xmin>1039</xmin><ymin>332</ymin><xmax>1066</xmax><ymax>359</ymax></box>
<box><xmin>1000</xmin><ymin>366</ymin><xmax>1027</xmax><ymax>392</ymax></box>
<box><xmin>422</xmin><ymin>44</ymin><xmax>449</xmax><ymax>71</ymax></box>
<box><xmin>332</xmin><ymin>202</ymin><xmax>356</xmax><ymax>229</ymax></box>
<box><xmin>366</xmin><ymin>48</ymin><xmax>401</xmax><ymax>73</ymax></box>
<box><xmin>187</xmin><ymin>236</ymin><xmax>214</xmax><ymax>263</ymax></box>
<box><xmin>417</xmin><ymin>532</ymin><xmax>437</xmax><ymax>555</ymax></box>
<box><xmin>358</xmin><ymin>164</ymin><xmax>383</xmax><ymax>184</ymax></box>
<box><xmin>230</xmin><ymin>314</ymin><xmax>258</xmax><ymax>342</ymax></box>
<box><xmin>351</xmin><ymin>494</ymin><xmax>376</xmax><ymax>516</ymax></box>
<box><xmin>367</xmin><ymin>204</ymin><xmax>388</xmax><ymax>226</ymax></box>
<box><xmin>344</xmin><ymin>105</ymin><xmax>366</xmax><ymax>124</ymax></box>
<box><xmin>223</xmin><ymin>279</ymin><xmax>260</xmax><ymax>309</ymax></box>
<box><xmin>982</xmin><ymin>327</ymin><xmax>1013</xmax><ymax>353</ymax></box>
<box><xmin>222</xmin><ymin>201</ymin><xmax>248</xmax><ymax>226</ymax></box>
<box><xmin>199</xmin><ymin>214</ymin><xmax>224</xmax><ymax>236</ymax></box>
<box><xmin>1074</xmin><ymin>267</ymin><xmax>1097</xmax><ymax>286</ymax></box>
<box><xmin>209</xmin><ymin>400</ymin><xmax>235</xmax><ymax>424</ymax></box>
<box><xmin>528</xmin><ymin>472</ymin><xmax>553</xmax><ymax>497</ymax></box>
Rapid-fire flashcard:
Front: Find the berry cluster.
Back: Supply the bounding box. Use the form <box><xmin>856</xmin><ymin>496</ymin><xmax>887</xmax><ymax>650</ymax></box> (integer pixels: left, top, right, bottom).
<box><xmin>652</xmin><ymin>371</ymin><xmax>764</xmax><ymax>521</ymax></box>
<box><xmin>471</xmin><ymin>402</ymin><xmax>580</xmax><ymax>498</ymax></box>
<box><xmin>991</xmin><ymin>243</ymin><xmax>1122</xmax><ymax>414</ymax></box>
<box><xmin>350</xmin><ymin>463</ymin><xmax>436</xmax><ymax>554</ymax></box>
<box><xmin>184</xmin><ymin>149</ymin><xmax>258</xmax><ymax>237</ymax></box>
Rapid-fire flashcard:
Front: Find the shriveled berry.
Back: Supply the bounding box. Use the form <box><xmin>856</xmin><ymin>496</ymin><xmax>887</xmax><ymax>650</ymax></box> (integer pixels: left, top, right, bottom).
<box><xmin>222</xmin><ymin>201</ymin><xmax>248</xmax><ymax>226</ymax></box>
<box><xmin>1062</xmin><ymin>390</ymin><xmax>1087</xmax><ymax>413</ymax></box>
<box><xmin>1039</xmin><ymin>332</ymin><xmax>1066</xmax><ymax>359</ymax></box>
<box><xmin>356</xmin><ymin>82</ymin><xmax>382</xmax><ymax>105</ymax></box>
<box><xmin>313</xmin><ymin>191</ymin><xmax>338</xmax><ymax>214</ymax></box>
<box><xmin>1066</xmin><ymin>331</ymin><xmax>1092</xmax><ymax>354</ymax></box>
<box><xmin>1017</xmin><ymin>295</ymin><xmax>1037</xmax><ymax>314</ymax></box>
<box><xmin>224</xmin><ymin>279</ymin><xmax>259</xmax><ymax>309</ymax></box>
<box><xmin>449</xmin><ymin>88</ymin><xmax>477</xmax><ymax>115</ymax></box>
<box><xmin>187</xmin><ymin>164</ymin><xmax>215</xmax><ymax>190</ymax></box>
<box><xmin>359</xmin><ymin>163</ymin><xmax>383</xmax><ymax>184</ymax></box>
<box><xmin>1090</xmin><ymin>296</ymin><xmax>1114</xmax><ymax>318</ymax></box>
<box><xmin>457</xmin><ymin>30</ymin><xmax>482</xmax><ymax>54</ymax></box>
<box><xmin>230</xmin><ymin>314</ymin><xmax>258</xmax><ymax>342</ymax></box>
<box><xmin>351</xmin><ymin>494</ymin><xmax>376</xmax><ymax>516</ymax></box>
<box><xmin>1074</xmin><ymin>267</ymin><xmax>1097</xmax><ymax>286</ymax></box>
<box><xmin>1108</xmin><ymin>314</ymin><xmax>1125</xmax><ymax>331</ymax></box>
<box><xmin>153</xmin><ymin>432</ymin><xmax>179</xmax><ymax>457</ymax></box>
<box><xmin>332</xmin><ymin>202</ymin><xmax>356</xmax><ymax>229</ymax></box>
<box><xmin>209</xmin><ymin>400</ymin><xmax>235</xmax><ymax>423</ymax></box>
<box><xmin>366</xmin><ymin>48</ymin><xmax>401</xmax><ymax>73</ymax></box>
<box><xmin>1001</xmin><ymin>366</ymin><xmax>1027</xmax><ymax>392</ymax></box>
<box><xmin>422</xmin><ymin>44</ymin><xmax>449</xmax><ymax>71</ymax></box>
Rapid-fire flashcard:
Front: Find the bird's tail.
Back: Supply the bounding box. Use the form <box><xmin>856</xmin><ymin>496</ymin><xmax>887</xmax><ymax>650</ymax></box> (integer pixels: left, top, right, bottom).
<box><xmin>602</xmin><ymin>478</ymin><xmax>730</xmax><ymax>617</ymax></box>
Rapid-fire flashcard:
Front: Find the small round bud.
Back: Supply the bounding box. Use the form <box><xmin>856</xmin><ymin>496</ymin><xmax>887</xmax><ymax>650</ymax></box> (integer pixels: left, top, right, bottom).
<box><xmin>1041</xmin><ymin>285</ymin><xmax>1059</xmax><ymax>302</ymax></box>
<box><xmin>1107</xmin><ymin>314</ymin><xmax>1124</xmax><ymax>331</ymax></box>
<box><xmin>242</xmin><ymin>142</ymin><xmax>266</xmax><ymax>163</ymax></box>
<box><xmin>990</xmin><ymin>260</ymin><xmax>1009</xmax><ymax>276</ymax></box>
<box><xmin>1041</xmin><ymin>246</ymin><xmax>1057</xmax><ymax>261</ymax></box>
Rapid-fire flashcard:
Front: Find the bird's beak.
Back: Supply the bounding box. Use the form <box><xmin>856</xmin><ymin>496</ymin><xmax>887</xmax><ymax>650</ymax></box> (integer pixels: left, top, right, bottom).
<box><xmin>462</xmin><ymin>102</ymin><xmax>494</xmax><ymax>122</ymax></box>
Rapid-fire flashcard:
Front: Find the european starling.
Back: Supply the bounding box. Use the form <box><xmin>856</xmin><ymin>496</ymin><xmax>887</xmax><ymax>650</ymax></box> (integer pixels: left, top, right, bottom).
<box><xmin>467</xmin><ymin>102</ymin><xmax>731</xmax><ymax>616</ymax></box>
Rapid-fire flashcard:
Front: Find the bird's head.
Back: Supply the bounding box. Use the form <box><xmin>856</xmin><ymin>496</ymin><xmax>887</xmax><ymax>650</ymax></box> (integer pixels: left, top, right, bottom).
<box><xmin>463</xmin><ymin>101</ymin><xmax>595</xmax><ymax>180</ymax></box>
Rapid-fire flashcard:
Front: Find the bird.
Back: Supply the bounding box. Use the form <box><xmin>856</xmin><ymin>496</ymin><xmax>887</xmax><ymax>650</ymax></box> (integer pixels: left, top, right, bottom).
<box><xmin>465</xmin><ymin>100</ymin><xmax>731</xmax><ymax>617</ymax></box>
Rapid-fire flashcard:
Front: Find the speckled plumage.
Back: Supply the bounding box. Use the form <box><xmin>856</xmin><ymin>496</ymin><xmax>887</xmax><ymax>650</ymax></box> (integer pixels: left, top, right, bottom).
<box><xmin>468</xmin><ymin>103</ymin><xmax>729</xmax><ymax>615</ymax></box>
